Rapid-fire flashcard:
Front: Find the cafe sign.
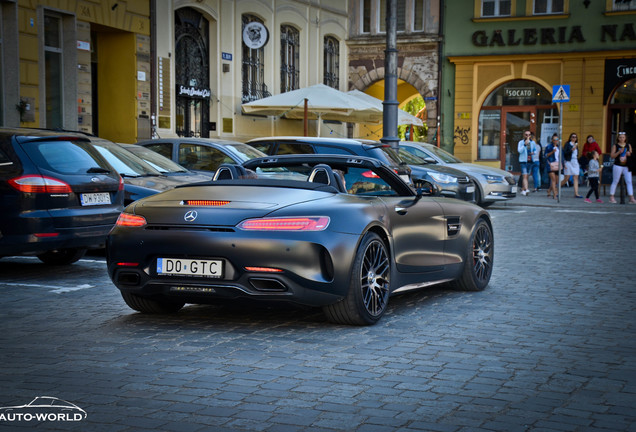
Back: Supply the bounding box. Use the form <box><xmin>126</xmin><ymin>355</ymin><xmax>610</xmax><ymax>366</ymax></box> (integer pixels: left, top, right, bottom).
<box><xmin>505</xmin><ymin>87</ymin><xmax>533</xmax><ymax>99</ymax></box>
<box><xmin>177</xmin><ymin>85</ymin><xmax>211</xmax><ymax>99</ymax></box>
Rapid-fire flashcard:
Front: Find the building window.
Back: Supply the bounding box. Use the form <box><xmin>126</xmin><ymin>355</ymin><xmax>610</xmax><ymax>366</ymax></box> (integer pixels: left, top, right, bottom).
<box><xmin>360</xmin><ymin>0</ymin><xmax>425</xmax><ymax>34</ymax></box>
<box><xmin>44</xmin><ymin>13</ymin><xmax>63</xmax><ymax>128</ymax></box>
<box><xmin>362</xmin><ymin>0</ymin><xmax>371</xmax><ymax>33</ymax></box>
<box><xmin>280</xmin><ymin>25</ymin><xmax>299</xmax><ymax>93</ymax></box>
<box><xmin>242</xmin><ymin>14</ymin><xmax>269</xmax><ymax>103</ymax></box>
<box><xmin>482</xmin><ymin>0</ymin><xmax>511</xmax><ymax>17</ymax></box>
<box><xmin>324</xmin><ymin>36</ymin><xmax>339</xmax><ymax>89</ymax></box>
<box><xmin>534</xmin><ymin>0</ymin><xmax>564</xmax><ymax>14</ymax></box>
<box><xmin>612</xmin><ymin>0</ymin><xmax>636</xmax><ymax>11</ymax></box>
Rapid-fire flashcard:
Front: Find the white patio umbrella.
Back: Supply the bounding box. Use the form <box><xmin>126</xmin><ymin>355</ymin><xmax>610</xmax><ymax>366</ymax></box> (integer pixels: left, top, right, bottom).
<box><xmin>346</xmin><ymin>90</ymin><xmax>424</xmax><ymax>127</ymax></box>
<box><xmin>242</xmin><ymin>84</ymin><xmax>383</xmax><ymax>136</ymax></box>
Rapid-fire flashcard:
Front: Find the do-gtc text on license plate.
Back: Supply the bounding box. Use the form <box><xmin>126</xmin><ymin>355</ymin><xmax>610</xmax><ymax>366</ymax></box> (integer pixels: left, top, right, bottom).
<box><xmin>80</xmin><ymin>192</ymin><xmax>111</xmax><ymax>206</ymax></box>
<box><xmin>157</xmin><ymin>258</ymin><xmax>223</xmax><ymax>278</ymax></box>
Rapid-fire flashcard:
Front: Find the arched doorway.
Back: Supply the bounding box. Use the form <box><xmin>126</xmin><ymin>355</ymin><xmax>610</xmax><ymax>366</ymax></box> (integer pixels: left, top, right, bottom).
<box><xmin>607</xmin><ymin>77</ymin><xmax>636</xmax><ymax>152</ymax></box>
<box><xmin>175</xmin><ymin>8</ymin><xmax>210</xmax><ymax>138</ymax></box>
<box><xmin>478</xmin><ymin>80</ymin><xmax>556</xmax><ymax>172</ymax></box>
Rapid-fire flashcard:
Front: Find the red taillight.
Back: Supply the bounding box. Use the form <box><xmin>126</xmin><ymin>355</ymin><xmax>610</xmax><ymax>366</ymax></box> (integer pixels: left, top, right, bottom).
<box><xmin>237</xmin><ymin>217</ymin><xmax>330</xmax><ymax>231</ymax></box>
<box><xmin>183</xmin><ymin>200</ymin><xmax>230</xmax><ymax>206</ymax></box>
<box><xmin>118</xmin><ymin>176</ymin><xmax>125</xmax><ymax>191</ymax></box>
<box><xmin>361</xmin><ymin>170</ymin><xmax>380</xmax><ymax>179</ymax></box>
<box><xmin>8</xmin><ymin>175</ymin><xmax>73</xmax><ymax>193</ymax></box>
<box><xmin>34</xmin><ymin>233</ymin><xmax>59</xmax><ymax>238</ymax></box>
<box><xmin>116</xmin><ymin>262</ymin><xmax>139</xmax><ymax>267</ymax></box>
<box><xmin>115</xmin><ymin>213</ymin><xmax>147</xmax><ymax>227</ymax></box>
<box><xmin>244</xmin><ymin>266</ymin><xmax>283</xmax><ymax>273</ymax></box>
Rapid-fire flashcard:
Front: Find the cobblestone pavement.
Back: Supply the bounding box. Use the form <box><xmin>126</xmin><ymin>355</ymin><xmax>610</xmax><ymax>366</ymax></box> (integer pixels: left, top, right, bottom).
<box><xmin>1</xmin><ymin>196</ymin><xmax>635</xmax><ymax>432</ymax></box>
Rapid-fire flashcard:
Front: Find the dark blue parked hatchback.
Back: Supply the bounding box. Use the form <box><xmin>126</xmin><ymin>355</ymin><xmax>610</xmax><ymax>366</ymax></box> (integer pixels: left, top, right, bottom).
<box><xmin>0</xmin><ymin>128</ymin><xmax>124</xmax><ymax>264</ymax></box>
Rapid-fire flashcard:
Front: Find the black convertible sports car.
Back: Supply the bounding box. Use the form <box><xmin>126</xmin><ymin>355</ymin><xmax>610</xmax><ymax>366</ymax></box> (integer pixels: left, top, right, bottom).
<box><xmin>106</xmin><ymin>155</ymin><xmax>494</xmax><ymax>325</ymax></box>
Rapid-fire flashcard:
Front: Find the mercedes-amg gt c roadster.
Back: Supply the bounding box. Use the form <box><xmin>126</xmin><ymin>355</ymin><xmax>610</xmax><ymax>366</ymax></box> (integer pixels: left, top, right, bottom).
<box><xmin>106</xmin><ymin>154</ymin><xmax>494</xmax><ymax>325</ymax></box>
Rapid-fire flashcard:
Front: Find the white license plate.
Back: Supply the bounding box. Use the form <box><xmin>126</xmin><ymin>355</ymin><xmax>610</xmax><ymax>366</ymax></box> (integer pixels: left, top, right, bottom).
<box><xmin>466</xmin><ymin>186</ymin><xmax>475</xmax><ymax>193</ymax></box>
<box><xmin>157</xmin><ymin>258</ymin><xmax>223</xmax><ymax>278</ymax></box>
<box><xmin>511</xmin><ymin>186</ymin><xmax>518</xmax><ymax>193</ymax></box>
<box><xmin>81</xmin><ymin>192</ymin><xmax>111</xmax><ymax>206</ymax></box>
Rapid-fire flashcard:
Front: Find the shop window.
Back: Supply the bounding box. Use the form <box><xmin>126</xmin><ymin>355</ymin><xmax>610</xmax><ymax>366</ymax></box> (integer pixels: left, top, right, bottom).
<box><xmin>482</xmin><ymin>0</ymin><xmax>511</xmax><ymax>17</ymax></box>
<box><xmin>324</xmin><ymin>36</ymin><xmax>339</xmax><ymax>89</ymax></box>
<box><xmin>478</xmin><ymin>110</ymin><xmax>501</xmax><ymax>160</ymax></box>
<box><xmin>280</xmin><ymin>25</ymin><xmax>299</xmax><ymax>93</ymax></box>
<box><xmin>44</xmin><ymin>13</ymin><xmax>63</xmax><ymax>128</ymax></box>
<box><xmin>612</xmin><ymin>0</ymin><xmax>636</xmax><ymax>11</ymax></box>
<box><xmin>242</xmin><ymin>15</ymin><xmax>269</xmax><ymax>103</ymax></box>
<box><xmin>533</xmin><ymin>0</ymin><xmax>564</xmax><ymax>14</ymax></box>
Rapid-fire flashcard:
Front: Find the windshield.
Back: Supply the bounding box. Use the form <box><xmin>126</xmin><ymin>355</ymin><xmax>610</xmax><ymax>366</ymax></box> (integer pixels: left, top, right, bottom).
<box><xmin>422</xmin><ymin>144</ymin><xmax>463</xmax><ymax>163</ymax></box>
<box><xmin>93</xmin><ymin>142</ymin><xmax>162</xmax><ymax>176</ymax></box>
<box><xmin>225</xmin><ymin>143</ymin><xmax>267</xmax><ymax>161</ymax></box>
<box><xmin>397</xmin><ymin>148</ymin><xmax>429</xmax><ymax>165</ymax></box>
<box><xmin>125</xmin><ymin>145</ymin><xmax>188</xmax><ymax>173</ymax></box>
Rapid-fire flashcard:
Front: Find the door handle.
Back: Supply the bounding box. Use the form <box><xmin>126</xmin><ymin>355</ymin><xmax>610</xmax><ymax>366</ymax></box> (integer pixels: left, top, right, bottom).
<box><xmin>394</xmin><ymin>206</ymin><xmax>407</xmax><ymax>215</ymax></box>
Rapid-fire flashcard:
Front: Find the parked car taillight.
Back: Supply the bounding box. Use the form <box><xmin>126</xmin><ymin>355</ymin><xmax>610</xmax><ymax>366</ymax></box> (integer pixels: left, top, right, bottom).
<box><xmin>237</xmin><ymin>217</ymin><xmax>330</xmax><ymax>231</ymax></box>
<box><xmin>118</xmin><ymin>176</ymin><xmax>125</xmax><ymax>191</ymax></box>
<box><xmin>8</xmin><ymin>175</ymin><xmax>73</xmax><ymax>193</ymax></box>
<box><xmin>115</xmin><ymin>213</ymin><xmax>147</xmax><ymax>227</ymax></box>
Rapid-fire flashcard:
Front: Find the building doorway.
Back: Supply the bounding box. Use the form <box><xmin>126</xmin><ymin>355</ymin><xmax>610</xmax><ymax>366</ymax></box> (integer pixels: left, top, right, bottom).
<box><xmin>607</xmin><ymin>77</ymin><xmax>636</xmax><ymax>152</ymax></box>
<box><xmin>479</xmin><ymin>80</ymin><xmax>556</xmax><ymax>172</ymax></box>
<box><xmin>175</xmin><ymin>8</ymin><xmax>210</xmax><ymax>138</ymax></box>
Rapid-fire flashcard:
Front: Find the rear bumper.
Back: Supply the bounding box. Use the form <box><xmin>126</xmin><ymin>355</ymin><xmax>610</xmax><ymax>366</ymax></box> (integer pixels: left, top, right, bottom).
<box><xmin>106</xmin><ymin>227</ymin><xmax>359</xmax><ymax>307</ymax></box>
<box><xmin>0</xmin><ymin>224</ymin><xmax>113</xmax><ymax>256</ymax></box>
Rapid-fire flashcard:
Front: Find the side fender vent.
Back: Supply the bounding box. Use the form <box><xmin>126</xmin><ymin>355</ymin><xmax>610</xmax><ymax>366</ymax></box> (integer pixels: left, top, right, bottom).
<box><xmin>446</xmin><ymin>216</ymin><xmax>461</xmax><ymax>237</ymax></box>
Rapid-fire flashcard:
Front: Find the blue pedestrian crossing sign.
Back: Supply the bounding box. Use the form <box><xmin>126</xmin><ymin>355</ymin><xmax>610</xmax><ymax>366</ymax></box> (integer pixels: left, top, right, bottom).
<box><xmin>552</xmin><ymin>85</ymin><xmax>570</xmax><ymax>103</ymax></box>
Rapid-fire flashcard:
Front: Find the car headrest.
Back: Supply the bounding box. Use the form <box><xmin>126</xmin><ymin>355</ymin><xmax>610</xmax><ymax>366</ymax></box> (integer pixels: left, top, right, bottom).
<box><xmin>213</xmin><ymin>164</ymin><xmax>248</xmax><ymax>180</ymax></box>
<box><xmin>308</xmin><ymin>164</ymin><xmax>346</xmax><ymax>193</ymax></box>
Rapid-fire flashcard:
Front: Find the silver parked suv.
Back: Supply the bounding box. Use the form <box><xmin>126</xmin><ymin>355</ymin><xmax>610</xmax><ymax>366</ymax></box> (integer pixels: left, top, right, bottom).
<box><xmin>400</xmin><ymin>141</ymin><xmax>516</xmax><ymax>207</ymax></box>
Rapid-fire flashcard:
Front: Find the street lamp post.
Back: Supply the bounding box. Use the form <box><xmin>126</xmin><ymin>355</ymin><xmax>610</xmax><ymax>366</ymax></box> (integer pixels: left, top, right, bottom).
<box><xmin>381</xmin><ymin>0</ymin><xmax>399</xmax><ymax>150</ymax></box>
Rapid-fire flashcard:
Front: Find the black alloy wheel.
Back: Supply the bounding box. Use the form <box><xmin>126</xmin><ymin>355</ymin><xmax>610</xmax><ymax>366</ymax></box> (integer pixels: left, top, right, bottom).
<box><xmin>450</xmin><ymin>218</ymin><xmax>493</xmax><ymax>291</ymax></box>
<box><xmin>323</xmin><ymin>232</ymin><xmax>391</xmax><ymax>325</ymax></box>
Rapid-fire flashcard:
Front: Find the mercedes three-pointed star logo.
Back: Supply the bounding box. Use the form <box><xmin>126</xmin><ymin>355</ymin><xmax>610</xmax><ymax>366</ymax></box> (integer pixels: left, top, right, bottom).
<box><xmin>184</xmin><ymin>210</ymin><xmax>198</xmax><ymax>222</ymax></box>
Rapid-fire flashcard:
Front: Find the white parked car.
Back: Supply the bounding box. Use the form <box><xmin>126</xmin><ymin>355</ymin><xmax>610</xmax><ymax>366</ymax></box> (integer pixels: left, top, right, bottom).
<box><xmin>400</xmin><ymin>141</ymin><xmax>517</xmax><ymax>207</ymax></box>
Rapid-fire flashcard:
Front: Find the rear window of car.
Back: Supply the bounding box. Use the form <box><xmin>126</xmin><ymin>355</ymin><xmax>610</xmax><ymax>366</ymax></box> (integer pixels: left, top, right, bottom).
<box><xmin>145</xmin><ymin>142</ymin><xmax>173</xmax><ymax>159</ymax></box>
<box><xmin>23</xmin><ymin>140</ymin><xmax>107</xmax><ymax>174</ymax></box>
<box><xmin>277</xmin><ymin>142</ymin><xmax>314</xmax><ymax>155</ymax></box>
<box><xmin>313</xmin><ymin>145</ymin><xmax>356</xmax><ymax>155</ymax></box>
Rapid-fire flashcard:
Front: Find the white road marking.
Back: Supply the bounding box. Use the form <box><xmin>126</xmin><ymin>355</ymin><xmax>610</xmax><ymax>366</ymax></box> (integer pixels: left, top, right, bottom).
<box><xmin>3</xmin><ymin>282</ymin><xmax>94</xmax><ymax>294</ymax></box>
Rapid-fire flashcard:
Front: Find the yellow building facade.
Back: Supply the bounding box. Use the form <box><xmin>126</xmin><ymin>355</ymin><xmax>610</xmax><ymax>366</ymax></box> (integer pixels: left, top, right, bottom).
<box><xmin>3</xmin><ymin>0</ymin><xmax>151</xmax><ymax>144</ymax></box>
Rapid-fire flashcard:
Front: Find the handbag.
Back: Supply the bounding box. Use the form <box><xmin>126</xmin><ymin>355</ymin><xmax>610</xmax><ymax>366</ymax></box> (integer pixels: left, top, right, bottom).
<box><xmin>549</xmin><ymin>161</ymin><xmax>559</xmax><ymax>172</ymax></box>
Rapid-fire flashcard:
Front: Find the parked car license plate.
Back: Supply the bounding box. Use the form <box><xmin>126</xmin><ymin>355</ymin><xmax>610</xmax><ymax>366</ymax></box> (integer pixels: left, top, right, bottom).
<box><xmin>511</xmin><ymin>186</ymin><xmax>518</xmax><ymax>193</ymax></box>
<box><xmin>466</xmin><ymin>186</ymin><xmax>475</xmax><ymax>193</ymax></box>
<box><xmin>80</xmin><ymin>192</ymin><xmax>111</xmax><ymax>206</ymax></box>
<box><xmin>157</xmin><ymin>258</ymin><xmax>223</xmax><ymax>278</ymax></box>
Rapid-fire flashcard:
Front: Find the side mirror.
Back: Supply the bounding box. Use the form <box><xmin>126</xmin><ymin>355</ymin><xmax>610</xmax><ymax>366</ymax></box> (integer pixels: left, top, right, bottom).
<box><xmin>424</xmin><ymin>157</ymin><xmax>437</xmax><ymax>164</ymax></box>
<box><xmin>413</xmin><ymin>179</ymin><xmax>440</xmax><ymax>197</ymax></box>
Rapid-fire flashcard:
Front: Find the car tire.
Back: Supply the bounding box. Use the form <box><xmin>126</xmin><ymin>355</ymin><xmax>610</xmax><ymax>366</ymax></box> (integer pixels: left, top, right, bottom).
<box><xmin>323</xmin><ymin>232</ymin><xmax>390</xmax><ymax>325</ymax></box>
<box><xmin>37</xmin><ymin>248</ymin><xmax>87</xmax><ymax>265</ymax></box>
<box><xmin>120</xmin><ymin>292</ymin><xmax>185</xmax><ymax>314</ymax></box>
<box><xmin>450</xmin><ymin>218</ymin><xmax>493</xmax><ymax>291</ymax></box>
<box><xmin>474</xmin><ymin>184</ymin><xmax>482</xmax><ymax>205</ymax></box>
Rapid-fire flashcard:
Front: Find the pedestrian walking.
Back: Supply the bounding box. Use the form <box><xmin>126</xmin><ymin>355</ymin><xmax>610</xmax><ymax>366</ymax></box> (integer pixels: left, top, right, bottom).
<box><xmin>517</xmin><ymin>130</ymin><xmax>538</xmax><ymax>196</ymax></box>
<box><xmin>561</xmin><ymin>133</ymin><xmax>582</xmax><ymax>198</ymax></box>
<box><xmin>609</xmin><ymin>131</ymin><xmax>636</xmax><ymax>204</ymax></box>
<box><xmin>545</xmin><ymin>134</ymin><xmax>560</xmax><ymax>199</ymax></box>
<box><xmin>584</xmin><ymin>150</ymin><xmax>602</xmax><ymax>203</ymax></box>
